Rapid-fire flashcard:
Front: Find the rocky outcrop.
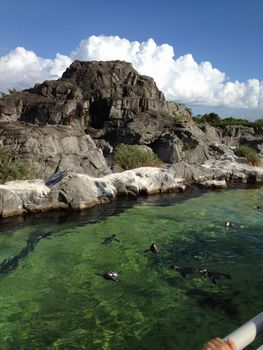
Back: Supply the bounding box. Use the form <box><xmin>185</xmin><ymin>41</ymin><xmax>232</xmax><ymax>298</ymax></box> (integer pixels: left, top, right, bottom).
<box><xmin>1</xmin><ymin>156</ymin><xmax>263</xmax><ymax>218</ymax></box>
<box><xmin>1</xmin><ymin>59</ymin><xmax>263</xmax><ymax>218</ymax></box>
<box><xmin>220</xmin><ymin>125</ymin><xmax>263</xmax><ymax>153</ymax></box>
<box><xmin>0</xmin><ymin>167</ymin><xmax>186</xmax><ymax>217</ymax></box>
<box><xmin>0</xmin><ymin>60</ymin><xmax>192</xmax><ymax>177</ymax></box>
<box><xmin>0</xmin><ymin>122</ymin><xmax>110</xmax><ymax>178</ymax></box>
<box><xmin>0</xmin><ymin>60</ymin><xmax>191</xmax><ymax>127</ymax></box>
<box><xmin>1</xmin><ymin>60</ymin><xmax>263</xmax><ymax>176</ymax></box>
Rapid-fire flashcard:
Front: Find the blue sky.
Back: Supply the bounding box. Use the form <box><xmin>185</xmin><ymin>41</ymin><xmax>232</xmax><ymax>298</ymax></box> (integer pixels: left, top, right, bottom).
<box><xmin>1</xmin><ymin>0</ymin><xmax>263</xmax><ymax>119</ymax></box>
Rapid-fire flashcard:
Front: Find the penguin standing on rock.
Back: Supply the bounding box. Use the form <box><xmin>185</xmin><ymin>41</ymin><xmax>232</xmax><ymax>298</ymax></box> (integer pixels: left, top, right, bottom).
<box><xmin>144</xmin><ymin>243</ymin><xmax>158</xmax><ymax>255</ymax></box>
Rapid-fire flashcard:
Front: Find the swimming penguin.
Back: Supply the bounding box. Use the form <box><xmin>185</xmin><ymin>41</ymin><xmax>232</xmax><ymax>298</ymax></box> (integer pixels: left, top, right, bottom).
<box><xmin>202</xmin><ymin>270</ymin><xmax>231</xmax><ymax>285</ymax></box>
<box><xmin>0</xmin><ymin>231</ymin><xmax>52</xmax><ymax>275</ymax></box>
<box><xmin>170</xmin><ymin>265</ymin><xmax>205</xmax><ymax>278</ymax></box>
<box><xmin>36</xmin><ymin>231</ymin><xmax>52</xmax><ymax>240</ymax></box>
<box><xmin>29</xmin><ymin>231</ymin><xmax>52</xmax><ymax>241</ymax></box>
<box><xmin>254</xmin><ymin>205</ymin><xmax>261</xmax><ymax>210</ymax></box>
<box><xmin>224</xmin><ymin>221</ymin><xmax>234</xmax><ymax>228</ymax></box>
<box><xmin>101</xmin><ymin>234</ymin><xmax>121</xmax><ymax>245</ymax></box>
<box><xmin>144</xmin><ymin>243</ymin><xmax>158</xmax><ymax>254</ymax></box>
<box><xmin>95</xmin><ymin>271</ymin><xmax>119</xmax><ymax>282</ymax></box>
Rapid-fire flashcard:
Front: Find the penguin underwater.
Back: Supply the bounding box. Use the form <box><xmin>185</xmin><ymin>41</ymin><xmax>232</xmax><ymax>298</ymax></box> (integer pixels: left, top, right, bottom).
<box><xmin>101</xmin><ymin>234</ymin><xmax>121</xmax><ymax>245</ymax></box>
<box><xmin>170</xmin><ymin>265</ymin><xmax>231</xmax><ymax>284</ymax></box>
<box><xmin>170</xmin><ymin>265</ymin><xmax>207</xmax><ymax>278</ymax></box>
<box><xmin>202</xmin><ymin>269</ymin><xmax>231</xmax><ymax>284</ymax></box>
<box><xmin>95</xmin><ymin>271</ymin><xmax>119</xmax><ymax>282</ymax></box>
<box><xmin>144</xmin><ymin>243</ymin><xmax>158</xmax><ymax>254</ymax></box>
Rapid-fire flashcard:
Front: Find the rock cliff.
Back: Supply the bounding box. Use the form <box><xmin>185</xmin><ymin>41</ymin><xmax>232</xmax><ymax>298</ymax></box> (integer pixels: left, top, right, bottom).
<box><xmin>0</xmin><ymin>60</ymin><xmax>192</xmax><ymax>177</ymax></box>
<box><xmin>0</xmin><ymin>60</ymin><xmax>191</xmax><ymax>126</ymax></box>
<box><xmin>1</xmin><ymin>60</ymin><xmax>263</xmax><ymax>218</ymax></box>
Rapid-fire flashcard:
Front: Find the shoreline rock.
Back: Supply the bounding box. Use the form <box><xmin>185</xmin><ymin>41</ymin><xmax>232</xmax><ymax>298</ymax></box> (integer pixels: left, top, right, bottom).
<box><xmin>1</xmin><ymin>159</ymin><xmax>263</xmax><ymax>218</ymax></box>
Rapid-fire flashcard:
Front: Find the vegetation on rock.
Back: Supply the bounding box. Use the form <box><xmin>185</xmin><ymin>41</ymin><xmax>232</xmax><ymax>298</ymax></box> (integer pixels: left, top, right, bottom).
<box><xmin>173</xmin><ymin>114</ymin><xmax>194</xmax><ymax>123</ymax></box>
<box><xmin>234</xmin><ymin>145</ymin><xmax>261</xmax><ymax>166</ymax></box>
<box><xmin>0</xmin><ymin>148</ymin><xmax>37</xmax><ymax>183</ymax></box>
<box><xmin>112</xmin><ymin>144</ymin><xmax>163</xmax><ymax>170</ymax></box>
<box><xmin>0</xmin><ymin>88</ymin><xmax>19</xmax><ymax>98</ymax></box>
<box><xmin>193</xmin><ymin>113</ymin><xmax>263</xmax><ymax>127</ymax></box>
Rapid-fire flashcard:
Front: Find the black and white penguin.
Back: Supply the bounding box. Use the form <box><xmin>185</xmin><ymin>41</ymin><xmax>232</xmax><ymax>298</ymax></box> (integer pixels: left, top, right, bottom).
<box><xmin>144</xmin><ymin>243</ymin><xmax>158</xmax><ymax>254</ymax></box>
<box><xmin>101</xmin><ymin>234</ymin><xmax>121</xmax><ymax>245</ymax></box>
<box><xmin>102</xmin><ymin>271</ymin><xmax>119</xmax><ymax>282</ymax></box>
<box><xmin>224</xmin><ymin>221</ymin><xmax>234</xmax><ymax>228</ymax></box>
<box><xmin>171</xmin><ymin>265</ymin><xmax>206</xmax><ymax>278</ymax></box>
<box><xmin>205</xmin><ymin>271</ymin><xmax>231</xmax><ymax>285</ymax></box>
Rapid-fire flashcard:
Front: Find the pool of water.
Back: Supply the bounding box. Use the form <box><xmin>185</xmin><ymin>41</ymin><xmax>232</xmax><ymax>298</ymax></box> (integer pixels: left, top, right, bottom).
<box><xmin>0</xmin><ymin>187</ymin><xmax>262</xmax><ymax>350</ymax></box>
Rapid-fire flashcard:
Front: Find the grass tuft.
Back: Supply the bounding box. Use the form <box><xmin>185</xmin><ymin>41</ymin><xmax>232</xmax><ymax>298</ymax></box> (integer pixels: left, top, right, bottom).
<box><xmin>234</xmin><ymin>146</ymin><xmax>261</xmax><ymax>166</ymax></box>
<box><xmin>0</xmin><ymin>148</ymin><xmax>37</xmax><ymax>183</ymax></box>
<box><xmin>112</xmin><ymin>144</ymin><xmax>163</xmax><ymax>170</ymax></box>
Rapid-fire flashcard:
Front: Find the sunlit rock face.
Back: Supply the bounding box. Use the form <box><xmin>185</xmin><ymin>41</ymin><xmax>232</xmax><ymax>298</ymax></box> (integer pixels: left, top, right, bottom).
<box><xmin>0</xmin><ymin>60</ymin><xmax>191</xmax><ymax>126</ymax></box>
<box><xmin>0</xmin><ymin>59</ymin><xmax>263</xmax><ymax>188</ymax></box>
<box><xmin>0</xmin><ymin>60</ymin><xmax>191</xmax><ymax>177</ymax></box>
<box><xmin>1</xmin><ymin>160</ymin><xmax>263</xmax><ymax>218</ymax></box>
<box><xmin>0</xmin><ymin>168</ymin><xmax>186</xmax><ymax>216</ymax></box>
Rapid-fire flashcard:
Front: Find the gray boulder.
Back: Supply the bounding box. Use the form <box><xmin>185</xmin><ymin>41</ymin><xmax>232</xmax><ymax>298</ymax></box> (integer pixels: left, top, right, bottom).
<box><xmin>152</xmin><ymin>134</ymin><xmax>182</xmax><ymax>163</ymax></box>
<box><xmin>0</xmin><ymin>123</ymin><xmax>111</xmax><ymax>178</ymax></box>
<box><xmin>0</xmin><ymin>187</ymin><xmax>25</xmax><ymax>217</ymax></box>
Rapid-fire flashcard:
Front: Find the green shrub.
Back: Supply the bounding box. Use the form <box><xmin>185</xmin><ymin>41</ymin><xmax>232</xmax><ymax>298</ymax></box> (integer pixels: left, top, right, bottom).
<box><xmin>245</xmin><ymin>153</ymin><xmax>261</xmax><ymax>166</ymax></box>
<box><xmin>218</xmin><ymin>117</ymin><xmax>254</xmax><ymax>127</ymax></box>
<box><xmin>192</xmin><ymin>116</ymin><xmax>202</xmax><ymax>124</ymax></box>
<box><xmin>0</xmin><ymin>88</ymin><xmax>19</xmax><ymax>98</ymax></box>
<box><xmin>174</xmin><ymin>114</ymin><xmax>194</xmax><ymax>123</ymax></box>
<box><xmin>200</xmin><ymin>113</ymin><xmax>221</xmax><ymax>125</ymax></box>
<box><xmin>0</xmin><ymin>148</ymin><xmax>37</xmax><ymax>183</ymax></box>
<box><xmin>182</xmin><ymin>143</ymin><xmax>195</xmax><ymax>151</ymax></box>
<box><xmin>254</xmin><ymin>118</ymin><xmax>263</xmax><ymax>126</ymax></box>
<box><xmin>234</xmin><ymin>146</ymin><xmax>261</xmax><ymax>166</ymax></box>
<box><xmin>112</xmin><ymin>144</ymin><xmax>163</xmax><ymax>170</ymax></box>
<box><xmin>193</xmin><ymin>114</ymin><xmax>255</xmax><ymax>127</ymax></box>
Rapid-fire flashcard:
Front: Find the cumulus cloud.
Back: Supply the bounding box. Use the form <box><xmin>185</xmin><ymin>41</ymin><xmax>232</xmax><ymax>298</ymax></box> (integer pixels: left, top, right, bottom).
<box><xmin>0</xmin><ymin>35</ymin><xmax>263</xmax><ymax>111</ymax></box>
<box><xmin>0</xmin><ymin>47</ymin><xmax>71</xmax><ymax>91</ymax></box>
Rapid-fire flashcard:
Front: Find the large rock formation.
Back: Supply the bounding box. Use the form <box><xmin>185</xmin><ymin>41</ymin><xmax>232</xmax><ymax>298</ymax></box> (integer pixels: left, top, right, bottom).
<box><xmin>0</xmin><ymin>60</ymin><xmax>191</xmax><ymax>126</ymax></box>
<box><xmin>0</xmin><ymin>59</ymin><xmax>263</xmax><ymax>182</ymax></box>
<box><xmin>0</xmin><ymin>60</ymin><xmax>192</xmax><ymax>177</ymax></box>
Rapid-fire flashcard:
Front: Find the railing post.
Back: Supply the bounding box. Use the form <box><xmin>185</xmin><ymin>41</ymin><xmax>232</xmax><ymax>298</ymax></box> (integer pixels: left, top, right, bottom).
<box><xmin>224</xmin><ymin>312</ymin><xmax>263</xmax><ymax>350</ymax></box>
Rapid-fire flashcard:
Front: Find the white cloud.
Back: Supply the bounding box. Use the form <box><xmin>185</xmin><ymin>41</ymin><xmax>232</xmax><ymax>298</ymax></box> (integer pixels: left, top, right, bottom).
<box><xmin>0</xmin><ymin>35</ymin><xmax>263</xmax><ymax>112</ymax></box>
<box><xmin>0</xmin><ymin>47</ymin><xmax>71</xmax><ymax>91</ymax></box>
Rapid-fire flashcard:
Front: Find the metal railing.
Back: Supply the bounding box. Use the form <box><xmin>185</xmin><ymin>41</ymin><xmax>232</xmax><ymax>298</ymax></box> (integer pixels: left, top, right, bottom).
<box><xmin>224</xmin><ymin>312</ymin><xmax>263</xmax><ymax>350</ymax></box>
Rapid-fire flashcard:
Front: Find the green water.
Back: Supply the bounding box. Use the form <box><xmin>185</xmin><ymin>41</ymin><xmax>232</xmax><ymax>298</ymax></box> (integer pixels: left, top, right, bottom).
<box><xmin>0</xmin><ymin>187</ymin><xmax>262</xmax><ymax>350</ymax></box>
